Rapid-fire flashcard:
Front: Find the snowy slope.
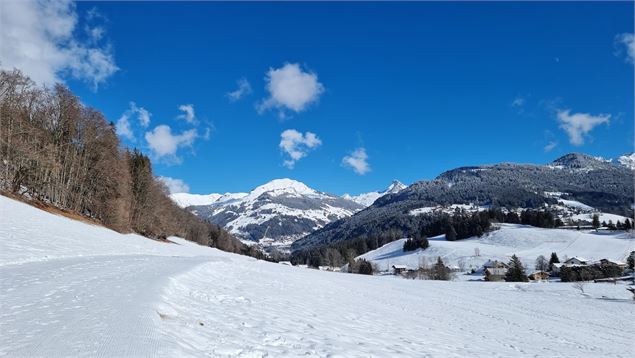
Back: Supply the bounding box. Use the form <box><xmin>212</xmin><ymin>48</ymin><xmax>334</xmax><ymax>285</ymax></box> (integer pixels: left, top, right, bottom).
<box><xmin>359</xmin><ymin>224</ymin><xmax>635</xmax><ymax>272</ymax></box>
<box><xmin>2</xmin><ymin>196</ymin><xmax>634</xmax><ymax>357</ymax></box>
<box><xmin>343</xmin><ymin>179</ymin><xmax>407</xmax><ymax>207</ymax></box>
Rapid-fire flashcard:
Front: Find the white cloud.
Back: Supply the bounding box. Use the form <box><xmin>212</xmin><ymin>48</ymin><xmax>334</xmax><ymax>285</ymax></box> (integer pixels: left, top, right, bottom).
<box><xmin>157</xmin><ymin>176</ymin><xmax>190</xmax><ymax>194</ymax></box>
<box><xmin>279</xmin><ymin>129</ymin><xmax>322</xmax><ymax>169</ymax></box>
<box><xmin>511</xmin><ymin>96</ymin><xmax>525</xmax><ymax>108</ymax></box>
<box><xmin>544</xmin><ymin>141</ymin><xmax>558</xmax><ymax>152</ymax></box>
<box><xmin>177</xmin><ymin>104</ymin><xmax>196</xmax><ymax>124</ymax></box>
<box><xmin>227</xmin><ymin>78</ymin><xmax>252</xmax><ymax>101</ymax></box>
<box><xmin>258</xmin><ymin>63</ymin><xmax>324</xmax><ymax>117</ymax></box>
<box><xmin>115</xmin><ymin>102</ymin><xmax>152</xmax><ymax>141</ymax></box>
<box><xmin>556</xmin><ymin>109</ymin><xmax>610</xmax><ymax>146</ymax></box>
<box><xmin>0</xmin><ymin>0</ymin><xmax>118</xmax><ymax>89</ymax></box>
<box><xmin>145</xmin><ymin>125</ymin><xmax>197</xmax><ymax>162</ymax></box>
<box><xmin>615</xmin><ymin>33</ymin><xmax>635</xmax><ymax>64</ymax></box>
<box><xmin>86</xmin><ymin>26</ymin><xmax>104</xmax><ymax>42</ymax></box>
<box><xmin>115</xmin><ymin>115</ymin><xmax>133</xmax><ymax>140</ymax></box>
<box><xmin>342</xmin><ymin>147</ymin><xmax>370</xmax><ymax>175</ymax></box>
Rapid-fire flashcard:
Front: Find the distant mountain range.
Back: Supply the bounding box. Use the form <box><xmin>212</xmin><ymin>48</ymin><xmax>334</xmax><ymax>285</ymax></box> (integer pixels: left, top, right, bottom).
<box><xmin>170</xmin><ymin>179</ymin><xmax>406</xmax><ymax>250</ymax></box>
<box><xmin>169</xmin><ymin>152</ymin><xmax>633</xmax><ymax>253</ymax></box>
<box><xmin>292</xmin><ymin>153</ymin><xmax>634</xmax><ymax>252</ymax></box>
<box><xmin>343</xmin><ymin>180</ymin><xmax>406</xmax><ymax>206</ymax></box>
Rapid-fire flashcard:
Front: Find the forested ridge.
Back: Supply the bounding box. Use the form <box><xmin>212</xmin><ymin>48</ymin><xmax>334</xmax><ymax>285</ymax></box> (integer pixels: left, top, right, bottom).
<box><xmin>0</xmin><ymin>69</ymin><xmax>260</xmax><ymax>257</ymax></box>
<box><xmin>294</xmin><ymin>153</ymin><xmax>634</xmax><ymax>251</ymax></box>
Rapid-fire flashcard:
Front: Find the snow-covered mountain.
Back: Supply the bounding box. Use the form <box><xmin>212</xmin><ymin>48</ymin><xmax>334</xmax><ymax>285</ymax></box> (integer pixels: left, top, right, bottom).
<box><xmin>182</xmin><ymin>179</ymin><xmax>364</xmax><ymax>249</ymax></box>
<box><xmin>343</xmin><ymin>180</ymin><xmax>407</xmax><ymax>207</ymax></box>
<box><xmin>170</xmin><ymin>192</ymin><xmax>247</xmax><ymax>208</ymax></box>
<box><xmin>614</xmin><ymin>152</ymin><xmax>635</xmax><ymax>170</ymax></box>
<box><xmin>294</xmin><ymin>153</ymin><xmax>634</xmax><ymax>251</ymax></box>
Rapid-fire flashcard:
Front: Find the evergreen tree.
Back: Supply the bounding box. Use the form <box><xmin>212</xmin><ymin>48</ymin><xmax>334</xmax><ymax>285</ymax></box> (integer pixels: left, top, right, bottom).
<box><xmin>548</xmin><ymin>252</ymin><xmax>560</xmax><ymax>271</ymax></box>
<box><xmin>445</xmin><ymin>224</ymin><xmax>457</xmax><ymax>241</ymax></box>
<box><xmin>627</xmin><ymin>251</ymin><xmax>634</xmax><ymax>270</ymax></box>
<box><xmin>505</xmin><ymin>211</ymin><xmax>520</xmax><ymax>224</ymax></box>
<box><xmin>432</xmin><ymin>256</ymin><xmax>450</xmax><ymax>280</ymax></box>
<box><xmin>308</xmin><ymin>251</ymin><xmax>322</xmax><ymax>268</ymax></box>
<box><xmin>505</xmin><ymin>255</ymin><xmax>528</xmax><ymax>282</ymax></box>
<box><xmin>356</xmin><ymin>259</ymin><xmax>374</xmax><ymax>275</ymax></box>
<box><xmin>404</xmin><ymin>236</ymin><xmax>429</xmax><ymax>252</ymax></box>
<box><xmin>625</xmin><ymin>219</ymin><xmax>632</xmax><ymax>231</ymax></box>
<box><xmin>592</xmin><ymin>214</ymin><xmax>600</xmax><ymax>229</ymax></box>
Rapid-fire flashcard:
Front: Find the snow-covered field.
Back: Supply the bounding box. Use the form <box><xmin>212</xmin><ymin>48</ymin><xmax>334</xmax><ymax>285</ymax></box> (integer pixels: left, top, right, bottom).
<box><xmin>360</xmin><ymin>224</ymin><xmax>634</xmax><ymax>272</ymax></box>
<box><xmin>1</xmin><ymin>196</ymin><xmax>634</xmax><ymax>357</ymax></box>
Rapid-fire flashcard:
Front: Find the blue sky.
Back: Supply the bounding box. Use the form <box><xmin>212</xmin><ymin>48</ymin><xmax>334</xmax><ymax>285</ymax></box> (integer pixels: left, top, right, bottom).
<box><xmin>3</xmin><ymin>1</ymin><xmax>633</xmax><ymax>195</ymax></box>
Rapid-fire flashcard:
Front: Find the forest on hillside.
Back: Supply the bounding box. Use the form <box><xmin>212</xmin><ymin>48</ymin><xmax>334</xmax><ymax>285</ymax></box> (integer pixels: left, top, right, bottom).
<box><xmin>0</xmin><ymin>69</ymin><xmax>260</xmax><ymax>257</ymax></box>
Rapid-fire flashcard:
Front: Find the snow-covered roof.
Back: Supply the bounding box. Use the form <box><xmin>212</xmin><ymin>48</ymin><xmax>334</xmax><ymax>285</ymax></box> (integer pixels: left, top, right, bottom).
<box><xmin>485</xmin><ymin>268</ymin><xmax>507</xmax><ymax>276</ymax></box>
<box><xmin>483</xmin><ymin>260</ymin><xmax>508</xmax><ymax>268</ymax></box>
<box><xmin>392</xmin><ymin>265</ymin><xmax>408</xmax><ymax>269</ymax></box>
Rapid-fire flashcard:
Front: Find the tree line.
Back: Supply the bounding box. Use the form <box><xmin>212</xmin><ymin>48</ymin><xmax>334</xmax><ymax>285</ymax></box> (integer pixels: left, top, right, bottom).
<box><xmin>0</xmin><ymin>69</ymin><xmax>260</xmax><ymax>257</ymax></box>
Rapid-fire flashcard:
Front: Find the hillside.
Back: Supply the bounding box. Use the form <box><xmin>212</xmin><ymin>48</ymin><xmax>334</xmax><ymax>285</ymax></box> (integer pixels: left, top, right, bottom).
<box><xmin>359</xmin><ymin>224</ymin><xmax>635</xmax><ymax>273</ymax></box>
<box><xmin>293</xmin><ymin>153</ymin><xmax>634</xmax><ymax>251</ymax></box>
<box><xmin>2</xmin><ymin>195</ymin><xmax>634</xmax><ymax>357</ymax></box>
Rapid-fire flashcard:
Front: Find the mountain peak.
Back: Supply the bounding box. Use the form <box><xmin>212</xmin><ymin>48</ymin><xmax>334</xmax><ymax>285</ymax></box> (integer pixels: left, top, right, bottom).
<box><xmin>551</xmin><ymin>153</ymin><xmax>605</xmax><ymax>169</ymax></box>
<box><xmin>344</xmin><ymin>180</ymin><xmax>407</xmax><ymax>207</ymax></box>
<box><xmin>247</xmin><ymin>178</ymin><xmax>316</xmax><ymax>199</ymax></box>
<box><xmin>386</xmin><ymin>180</ymin><xmax>406</xmax><ymax>194</ymax></box>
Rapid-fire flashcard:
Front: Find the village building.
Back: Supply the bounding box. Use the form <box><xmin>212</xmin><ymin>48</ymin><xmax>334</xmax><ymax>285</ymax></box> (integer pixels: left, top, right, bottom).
<box><xmin>528</xmin><ymin>271</ymin><xmax>550</xmax><ymax>281</ymax></box>
<box><xmin>597</xmin><ymin>258</ymin><xmax>627</xmax><ymax>269</ymax></box>
<box><xmin>564</xmin><ymin>257</ymin><xmax>588</xmax><ymax>265</ymax></box>
<box><xmin>392</xmin><ymin>265</ymin><xmax>408</xmax><ymax>275</ymax></box>
<box><xmin>483</xmin><ymin>260</ymin><xmax>509</xmax><ymax>269</ymax></box>
<box><xmin>484</xmin><ymin>268</ymin><xmax>507</xmax><ymax>281</ymax></box>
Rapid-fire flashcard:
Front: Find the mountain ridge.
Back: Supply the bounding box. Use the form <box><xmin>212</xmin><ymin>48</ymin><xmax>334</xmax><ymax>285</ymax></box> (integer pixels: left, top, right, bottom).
<box><xmin>292</xmin><ymin>152</ymin><xmax>634</xmax><ymax>252</ymax></box>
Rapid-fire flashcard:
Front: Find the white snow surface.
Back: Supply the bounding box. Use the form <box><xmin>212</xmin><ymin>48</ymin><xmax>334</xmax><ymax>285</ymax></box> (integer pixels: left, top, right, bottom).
<box><xmin>570</xmin><ymin>212</ymin><xmax>632</xmax><ymax>224</ymax></box>
<box><xmin>557</xmin><ymin>199</ymin><xmax>594</xmax><ymax>211</ymax></box>
<box><xmin>2</xmin><ymin>196</ymin><xmax>634</xmax><ymax>357</ymax></box>
<box><xmin>410</xmin><ymin>203</ymin><xmax>488</xmax><ymax>216</ymax></box>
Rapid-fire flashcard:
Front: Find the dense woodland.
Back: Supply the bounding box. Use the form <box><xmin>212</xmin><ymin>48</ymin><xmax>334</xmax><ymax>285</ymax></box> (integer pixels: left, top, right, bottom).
<box><xmin>0</xmin><ymin>70</ymin><xmax>261</xmax><ymax>258</ymax></box>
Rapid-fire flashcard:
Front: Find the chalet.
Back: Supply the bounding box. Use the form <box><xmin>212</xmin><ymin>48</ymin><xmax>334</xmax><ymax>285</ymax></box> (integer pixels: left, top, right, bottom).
<box><xmin>484</xmin><ymin>268</ymin><xmax>507</xmax><ymax>281</ymax></box>
<box><xmin>392</xmin><ymin>265</ymin><xmax>408</xmax><ymax>275</ymax></box>
<box><xmin>598</xmin><ymin>259</ymin><xmax>627</xmax><ymax>269</ymax></box>
<box><xmin>528</xmin><ymin>271</ymin><xmax>550</xmax><ymax>281</ymax></box>
<box><xmin>483</xmin><ymin>260</ymin><xmax>509</xmax><ymax>269</ymax></box>
<box><xmin>564</xmin><ymin>257</ymin><xmax>588</xmax><ymax>266</ymax></box>
<box><xmin>551</xmin><ymin>263</ymin><xmax>564</xmax><ymax>275</ymax></box>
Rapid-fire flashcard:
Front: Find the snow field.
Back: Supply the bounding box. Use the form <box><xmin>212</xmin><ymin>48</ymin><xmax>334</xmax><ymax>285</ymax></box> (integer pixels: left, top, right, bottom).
<box><xmin>360</xmin><ymin>224</ymin><xmax>635</xmax><ymax>273</ymax></box>
<box><xmin>1</xmin><ymin>196</ymin><xmax>634</xmax><ymax>357</ymax></box>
